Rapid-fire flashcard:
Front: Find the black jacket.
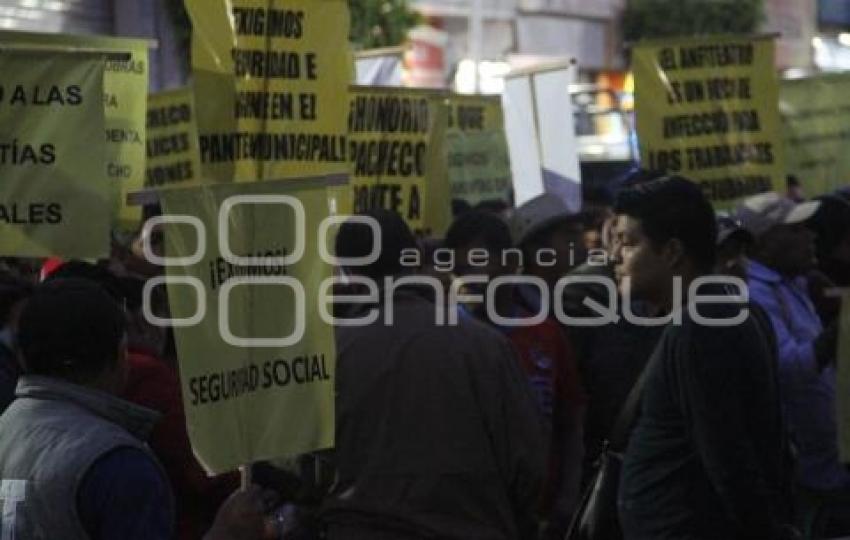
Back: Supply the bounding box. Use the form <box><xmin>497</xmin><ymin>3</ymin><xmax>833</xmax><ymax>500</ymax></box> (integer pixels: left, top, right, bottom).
<box><xmin>618</xmin><ymin>297</ymin><xmax>790</xmax><ymax>540</ymax></box>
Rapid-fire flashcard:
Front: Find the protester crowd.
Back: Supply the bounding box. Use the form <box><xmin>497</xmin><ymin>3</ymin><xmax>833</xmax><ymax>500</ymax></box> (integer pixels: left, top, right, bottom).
<box><xmin>0</xmin><ymin>171</ymin><xmax>849</xmax><ymax>540</ymax></box>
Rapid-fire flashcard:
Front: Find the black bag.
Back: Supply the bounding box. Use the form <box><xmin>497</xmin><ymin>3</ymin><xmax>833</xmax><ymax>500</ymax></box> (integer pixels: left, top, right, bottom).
<box><xmin>566</xmin><ymin>358</ymin><xmax>653</xmax><ymax>540</ymax></box>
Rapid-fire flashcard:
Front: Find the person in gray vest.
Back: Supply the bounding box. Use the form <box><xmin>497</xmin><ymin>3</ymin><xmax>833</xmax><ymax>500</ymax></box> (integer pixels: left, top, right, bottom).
<box><xmin>0</xmin><ymin>278</ymin><xmax>272</xmax><ymax>540</ymax></box>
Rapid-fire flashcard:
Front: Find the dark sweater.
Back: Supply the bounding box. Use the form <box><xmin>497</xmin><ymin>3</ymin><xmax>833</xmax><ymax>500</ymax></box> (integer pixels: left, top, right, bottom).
<box><xmin>618</xmin><ymin>298</ymin><xmax>789</xmax><ymax>540</ymax></box>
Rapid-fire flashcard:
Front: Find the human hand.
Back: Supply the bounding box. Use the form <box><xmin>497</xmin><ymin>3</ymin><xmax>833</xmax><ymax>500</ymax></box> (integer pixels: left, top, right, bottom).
<box><xmin>204</xmin><ymin>485</ymin><xmax>279</xmax><ymax>540</ymax></box>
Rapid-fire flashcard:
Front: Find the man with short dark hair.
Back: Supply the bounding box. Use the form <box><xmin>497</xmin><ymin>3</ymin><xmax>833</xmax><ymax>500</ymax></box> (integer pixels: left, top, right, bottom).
<box><xmin>41</xmin><ymin>260</ymin><xmax>240</xmax><ymax>539</ymax></box>
<box><xmin>0</xmin><ymin>278</ymin><xmax>174</xmax><ymax>540</ymax></box>
<box><xmin>324</xmin><ymin>209</ymin><xmax>546</xmax><ymax>539</ymax></box>
<box><xmin>614</xmin><ymin>177</ymin><xmax>792</xmax><ymax>539</ymax></box>
<box><xmin>0</xmin><ymin>278</ymin><xmax>270</xmax><ymax>540</ymax></box>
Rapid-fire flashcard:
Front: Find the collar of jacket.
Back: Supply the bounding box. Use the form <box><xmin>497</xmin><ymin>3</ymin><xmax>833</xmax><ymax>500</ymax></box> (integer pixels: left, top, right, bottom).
<box><xmin>14</xmin><ymin>375</ymin><xmax>160</xmax><ymax>441</ymax></box>
<box><xmin>747</xmin><ymin>258</ymin><xmax>783</xmax><ymax>284</ymax></box>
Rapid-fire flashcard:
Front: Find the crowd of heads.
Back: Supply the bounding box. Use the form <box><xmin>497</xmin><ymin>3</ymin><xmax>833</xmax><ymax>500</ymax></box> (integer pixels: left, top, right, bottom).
<box><xmin>0</xmin><ymin>172</ymin><xmax>847</xmax><ymax>392</ymax></box>
<box><xmin>0</xmin><ymin>171</ymin><xmax>848</xmax><ymax>539</ymax></box>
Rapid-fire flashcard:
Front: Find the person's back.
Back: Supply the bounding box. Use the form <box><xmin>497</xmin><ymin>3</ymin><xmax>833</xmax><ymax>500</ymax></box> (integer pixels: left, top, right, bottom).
<box><xmin>0</xmin><ymin>278</ymin><xmax>174</xmax><ymax>540</ymax></box>
<box><xmin>0</xmin><ymin>374</ymin><xmax>170</xmax><ymax>538</ymax></box>
<box><xmin>327</xmin><ymin>287</ymin><xmax>545</xmax><ymax>539</ymax></box>
<box><xmin>41</xmin><ymin>261</ymin><xmax>242</xmax><ymax>538</ymax></box>
<box><xmin>324</xmin><ymin>210</ymin><xmax>545</xmax><ymax>539</ymax></box>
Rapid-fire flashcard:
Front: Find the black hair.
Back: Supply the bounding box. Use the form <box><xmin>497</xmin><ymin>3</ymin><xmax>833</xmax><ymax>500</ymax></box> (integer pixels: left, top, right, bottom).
<box><xmin>808</xmin><ymin>194</ymin><xmax>850</xmax><ymax>261</ymax></box>
<box><xmin>444</xmin><ymin>210</ymin><xmax>512</xmax><ymax>253</ymax></box>
<box><xmin>18</xmin><ymin>278</ymin><xmax>126</xmax><ymax>383</ymax></box>
<box><xmin>45</xmin><ymin>260</ymin><xmax>143</xmax><ymax>311</ymax></box>
<box><xmin>335</xmin><ymin>209</ymin><xmax>418</xmax><ymax>281</ymax></box>
<box><xmin>581</xmin><ymin>208</ymin><xmax>609</xmax><ymax>231</ymax></box>
<box><xmin>417</xmin><ymin>236</ymin><xmax>444</xmax><ymax>269</ymax></box>
<box><xmin>583</xmin><ymin>185</ymin><xmax>614</xmax><ymax>207</ymax></box>
<box><xmin>614</xmin><ymin>175</ymin><xmax>717</xmax><ymax>271</ymax></box>
<box><xmin>615</xmin><ymin>167</ymin><xmax>667</xmax><ymax>191</ymax></box>
<box><xmin>451</xmin><ymin>198</ymin><xmax>472</xmax><ymax>218</ymax></box>
<box><xmin>473</xmin><ymin>199</ymin><xmax>510</xmax><ymax>215</ymax></box>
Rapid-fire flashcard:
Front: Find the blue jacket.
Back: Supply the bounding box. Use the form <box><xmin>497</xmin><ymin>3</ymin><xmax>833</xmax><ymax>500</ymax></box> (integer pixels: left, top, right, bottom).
<box><xmin>748</xmin><ymin>259</ymin><xmax>850</xmax><ymax>490</ymax></box>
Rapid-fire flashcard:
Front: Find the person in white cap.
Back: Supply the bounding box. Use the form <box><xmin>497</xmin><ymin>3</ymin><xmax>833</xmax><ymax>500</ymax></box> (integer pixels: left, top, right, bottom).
<box><xmin>735</xmin><ymin>191</ymin><xmax>848</xmax><ymax>534</ymax></box>
<box><xmin>714</xmin><ymin>215</ymin><xmax>754</xmax><ymax>281</ymax></box>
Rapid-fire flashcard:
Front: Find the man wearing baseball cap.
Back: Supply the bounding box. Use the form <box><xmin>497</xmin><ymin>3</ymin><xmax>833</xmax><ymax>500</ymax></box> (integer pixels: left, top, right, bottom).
<box><xmin>735</xmin><ymin>192</ymin><xmax>848</xmax><ymax>534</ymax></box>
<box><xmin>714</xmin><ymin>215</ymin><xmax>754</xmax><ymax>281</ymax></box>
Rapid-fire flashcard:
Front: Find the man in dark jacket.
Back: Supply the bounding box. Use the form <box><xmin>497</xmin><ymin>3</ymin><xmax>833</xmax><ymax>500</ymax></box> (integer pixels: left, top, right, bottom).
<box><xmin>323</xmin><ymin>210</ymin><xmax>546</xmax><ymax>540</ymax></box>
<box><xmin>613</xmin><ymin>177</ymin><xmax>794</xmax><ymax>540</ymax></box>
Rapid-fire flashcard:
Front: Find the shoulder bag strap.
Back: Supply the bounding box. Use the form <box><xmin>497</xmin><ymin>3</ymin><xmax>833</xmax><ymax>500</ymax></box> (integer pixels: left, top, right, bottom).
<box><xmin>607</xmin><ymin>350</ymin><xmax>656</xmax><ymax>452</ymax></box>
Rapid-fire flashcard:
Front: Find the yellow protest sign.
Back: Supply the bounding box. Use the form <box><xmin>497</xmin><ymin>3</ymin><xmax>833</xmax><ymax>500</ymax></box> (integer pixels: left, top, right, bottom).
<box><xmin>445</xmin><ymin>94</ymin><xmax>512</xmax><ymax>205</ymax></box>
<box><xmin>0</xmin><ymin>31</ymin><xmax>149</xmax><ymax>232</ymax></box>
<box><xmin>146</xmin><ymin>88</ymin><xmax>203</xmax><ymax>189</ymax></box>
<box><xmin>632</xmin><ymin>35</ymin><xmax>785</xmax><ymax>209</ymax></box>
<box><xmin>105</xmin><ymin>40</ymin><xmax>148</xmax><ymax>231</ymax></box>
<box><xmin>837</xmin><ymin>290</ymin><xmax>850</xmax><ymax>463</ymax></box>
<box><xmin>348</xmin><ymin>86</ymin><xmax>451</xmax><ymax>237</ymax></box>
<box><xmin>185</xmin><ymin>0</ymin><xmax>351</xmax><ymax>183</ymax></box>
<box><xmin>0</xmin><ymin>52</ymin><xmax>109</xmax><ymax>258</ymax></box>
<box><xmin>780</xmin><ymin>73</ymin><xmax>850</xmax><ymax>198</ymax></box>
<box><xmin>160</xmin><ymin>178</ymin><xmax>337</xmax><ymax>473</ymax></box>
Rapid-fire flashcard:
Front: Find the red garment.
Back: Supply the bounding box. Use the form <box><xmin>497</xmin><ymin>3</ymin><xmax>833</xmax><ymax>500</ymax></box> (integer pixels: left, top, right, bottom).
<box><xmin>505</xmin><ymin>316</ymin><xmax>584</xmax><ymax>427</ymax></box>
<box><xmin>504</xmin><ymin>314</ymin><xmax>585</xmax><ymax>514</ymax></box>
<box><xmin>123</xmin><ymin>350</ymin><xmax>238</xmax><ymax>540</ymax></box>
<box><xmin>39</xmin><ymin>257</ymin><xmax>64</xmax><ymax>282</ymax></box>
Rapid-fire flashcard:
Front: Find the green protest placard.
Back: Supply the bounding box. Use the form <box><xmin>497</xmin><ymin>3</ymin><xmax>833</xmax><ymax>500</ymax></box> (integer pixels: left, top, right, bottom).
<box><xmin>445</xmin><ymin>94</ymin><xmax>512</xmax><ymax>206</ymax></box>
<box><xmin>0</xmin><ymin>51</ymin><xmax>109</xmax><ymax>258</ymax></box>
<box><xmin>780</xmin><ymin>73</ymin><xmax>850</xmax><ymax>197</ymax></box>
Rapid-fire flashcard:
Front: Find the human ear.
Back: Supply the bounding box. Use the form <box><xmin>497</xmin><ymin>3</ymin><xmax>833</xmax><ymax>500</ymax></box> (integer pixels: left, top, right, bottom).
<box><xmin>663</xmin><ymin>238</ymin><xmax>686</xmax><ymax>270</ymax></box>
